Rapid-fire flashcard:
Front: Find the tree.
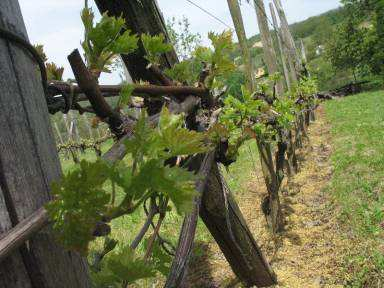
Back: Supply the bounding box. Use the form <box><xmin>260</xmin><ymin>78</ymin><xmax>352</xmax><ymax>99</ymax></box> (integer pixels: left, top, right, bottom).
<box><xmin>326</xmin><ymin>17</ymin><xmax>366</xmax><ymax>81</ymax></box>
<box><xmin>166</xmin><ymin>16</ymin><xmax>202</xmax><ymax>60</ymax></box>
<box><xmin>327</xmin><ymin>0</ymin><xmax>384</xmax><ymax>79</ymax></box>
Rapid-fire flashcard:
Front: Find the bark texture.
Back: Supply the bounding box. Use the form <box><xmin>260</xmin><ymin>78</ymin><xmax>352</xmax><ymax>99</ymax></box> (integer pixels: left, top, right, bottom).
<box><xmin>0</xmin><ymin>1</ymin><xmax>90</xmax><ymax>287</ymax></box>
<box><xmin>200</xmin><ymin>163</ymin><xmax>277</xmax><ymax>287</ymax></box>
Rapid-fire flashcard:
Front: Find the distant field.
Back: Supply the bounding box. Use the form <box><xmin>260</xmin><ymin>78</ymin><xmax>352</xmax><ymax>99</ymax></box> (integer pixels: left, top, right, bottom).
<box><xmin>325</xmin><ymin>91</ymin><xmax>384</xmax><ymax>286</ymax></box>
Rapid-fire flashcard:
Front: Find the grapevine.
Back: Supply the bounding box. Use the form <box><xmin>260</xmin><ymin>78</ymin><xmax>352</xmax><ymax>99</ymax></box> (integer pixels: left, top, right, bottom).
<box><xmin>45</xmin><ymin>4</ymin><xmax>319</xmax><ymax>287</ymax></box>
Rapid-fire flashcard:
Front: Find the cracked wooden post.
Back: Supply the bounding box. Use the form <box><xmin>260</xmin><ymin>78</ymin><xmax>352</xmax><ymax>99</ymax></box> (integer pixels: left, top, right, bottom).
<box><xmin>0</xmin><ymin>1</ymin><xmax>90</xmax><ymax>287</ymax></box>
<box><xmin>227</xmin><ymin>0</ymin><xmax>283</xmax><ymax>234</ymax></box>
<box><xmin>254</xmin><ymin>0</ymin><xmax>284</xmax><ymax>96</ymax></box>
<box><xmin>226</xmin><ymin>0</ymin><xmax>255</xmax><ymax>91</ymax></box>
<box><xmin>200</xmin><ymin>163</ymin><xmax>277</xmax><ymax>287</ymax></box>
<box><xmin>269</xmin><ymin>2</ymin><xmax>291</xmax><ymax>91</ymax></box>
<box><xmin>273</xmin><ymin>0</ymin><xmax>301</xmax><ymax>79</ymax></box>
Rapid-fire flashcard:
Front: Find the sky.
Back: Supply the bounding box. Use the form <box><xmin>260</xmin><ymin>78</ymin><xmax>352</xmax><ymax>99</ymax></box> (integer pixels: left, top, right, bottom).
<box><xmin>18</xmin><ymin>0</ymin><xmax>341</xmax><ymax>84</ymax></box>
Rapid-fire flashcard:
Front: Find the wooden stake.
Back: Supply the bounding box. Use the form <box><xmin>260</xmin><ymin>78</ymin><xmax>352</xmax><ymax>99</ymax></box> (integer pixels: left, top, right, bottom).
<box><xmin>227</xmin><ymin>0</ymin><xmax>255</xmax><ymax>91</ymax></box>
<box><xmin>254</xmin><ymin>0</ymin><xmax>284</xmax><ymax>96</ymax></box>
<box><xmin>269</xmin><ymin>2</ymin><xmax>291</xmax><ymax>90</ymax></box>
<box><xmin>0</xmin><ymin>1</ymin><xmax>90</xmax><ymax>286</ymax></box>
<box><xmin>273</xmin><ymin>0</ymin><xmax>301</xmax><ymax>80</ymax></box>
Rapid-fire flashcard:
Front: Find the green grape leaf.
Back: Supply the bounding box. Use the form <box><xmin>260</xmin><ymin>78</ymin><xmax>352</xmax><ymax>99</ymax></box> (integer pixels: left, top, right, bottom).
<box><xmin>46</xmin><ymin>160</ymin><xmax>111</xmax><ymax>254</ymax></box>
<box><xmin>164</xmin><ymin>59</ymin><xmax>202</xmax><ymax>85</ymax></box>
<box><xmin>163</xmin><ymin>165</ymin><xmax>198</xmax><ymax>214</ymax></box>
<box><xmin>129</xmin><ymin>159</ymin><xmax>198</xmax><ymax>214</ymax></box>
<box><xmin>81</xmin><ymin>7</ymin><xmax>138</xmax><ymax>76</ymax></box>
<box><xmin>141</xmin><ymin>33</ymin><xmax>173</xmax><ymax>64</ymax></box>
<box><xmin>208</xmin><ymin>30</ymin><xmax>236</xmax><ymax>77</ymax></box>
<box><xmin>81</xmin><ymin>7</ymin><xmax>94</xmax><ymax>36</ymax></box>
<box><xmin>157</xmin><ymin>107</ymin><xmax>210</xmax><ymax>158</ymax></box>
<box><xmin>124</xmin><ymin>110</ymin><xmax>154</xmax><ymax>158</ymax></box>
<box><xmin>34</xmin><ymin>44</ymin><xmax>47</xmax><ymax>62</ymax></box>
<box><xmin>46</xmin><ymin>62</ymin><xmax>64</xmax><ymax>81</ymax></box>
<box><xmin>103</xmin><ymin>246</ymin><xmax>156</xmax><ymax>285</ymax></box>
<box><xmin>116</xmin><ymin>83</ymin><xmax>135</xmax><ymax>109</ymax></box>
<box><xmin>108</xmin><ymin>162</ymin><xmax>133</xmax><ymax>197</ymax></box>
<box><xmin>109</xmin><ymin>30</ymin><xmax>138</xmax><ymax>55</ymax></box>
<box><xmin>193</xmin><ymin>46</ymin><xmax>213</xmax><ymax>63</ymax></box>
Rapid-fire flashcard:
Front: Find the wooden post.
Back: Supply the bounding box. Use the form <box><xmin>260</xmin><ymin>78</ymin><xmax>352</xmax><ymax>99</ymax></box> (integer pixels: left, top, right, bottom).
<box><xmin>273</xmin><ymin>0</ymin><xmax>301</xmax><ymax>80</ymax></box>
<box><xmin>95</xmin><ymin>0</ymin><xmax>178</xmax><ymax>84</ymax></box>
<box><xmin>0</xmin><ymin>1</ymin><xmax>90</xmax><ymax>287</ymax></box>
<box><xmin>54</xmin><ymin>122</ymin><xmax>65</xmax><ymax>146</ymax></box>
<box><xmin>254</xmin><ymin>0</ymin><xmax>284</xmax><ymax>96</ymax></box>
<box><xmin>300</xmin><ymin>39</ymin><xmax>307</xmax><ymax>64</ymax></box>
<box><xmin>82</xmin><ymin>114</ymin><xmax>94</xmax><ymax>140</ymax></box>
<box><xmin>269</xmin><ymin>2</ymin><xmax>291</xmax><ymax>90</ymax></box>
<box><xmin>256</xmin><ymin>141</ymin><xmax>284</xmax><ymax>233</ymax></box>
<box><xmin>200</xmin><ymin>164</ymin><xmax>277</xmax><ymax>287</ymax></box>
<box><xmin>228</xmin><ymin>0</ymin><xmax>284</xmax><ymax>233</ymax></box>
<box><xmin>226</xmin><ymin>0</ymin><xmax>254</xmax><ymax>91</ymax></box>
<box><xmin>269</xmin><ymin>2</ymin><xmax>298</xmax><ymax>175</ymax></box>
<box><xmin>63</xmin><ymin>113</ymin><xmax>79</xmax><ymax>163</ymax></box>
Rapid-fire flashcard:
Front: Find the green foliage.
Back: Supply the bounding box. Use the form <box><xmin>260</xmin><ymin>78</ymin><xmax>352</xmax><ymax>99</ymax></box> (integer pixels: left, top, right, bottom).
<box><xmin>166</xmin><ymin>16</ymin><xmax>202</xmax><ymax>60</ymax></box>
<box><xmin>208</xmin><ymin>30</ymin><xmax>236</xmax><ymax>76</ymax></box>
<box><xmin>141</xmin><ymin>33</ymin><xmax>173</xmax><ymax>65</ymax></box>
<box><xmin>147</xmin><ymin>240</ymin><xmax>172</xmax><ymax>276</ymax></box>
<box><xmin>218</xmin><ymin>86</ymin><xmax>269</xmax><ymax>161</ymax></box>
<box><xmin>192</xmin><ymin>30</ymin><xmax>236</xmax><ymax>89</ymax></box>
<box><xmin>291</xmin><ymin>77</ymin><xmax>318</xmax><ymax>109</ymax></box>
<box><xmin>116</xmin><ymin>83</ymin><xmax>134</xmax><ymax>110</ymax></box>
<box><xmin>34</xmin><ymin>44</ymin><xmax>47</xmax><ymax>62</ymax></box>
<box><xmin>325</xmin><ymin>0</ymin><xmax>384</xmax><ymax>80</ymax></box>
<box><xmin>164</xmin><ymin>59</ymin><xmax>202</xmax><ymax>85</ymax></box>
<box><xmin>81</xmin><ymin>7</ymin><xmax>138</xmax><ymax>77</ymax></box>
<box><xmin>273</xmin><ymin>98</ymin><xmax>296</xmax><ymax>130</ymax></box>
<box><xmin>92</xmin><ymin>246</ymin><xmax>156</xmax><ymax>287</ymax></box>
<box><xmin>33</xmin><ymin>44</ymin><xmax>65</xmax><ymax>81</ymax></box>
<box><xmin>48</xmin><ymin>107</ymin><xmax>210</xmax><ymax>256</ymax></box>
<box><xmin>325</xmin><ymin>18</ymin><xmax>367</xmax><ymax>79</ymax></box>
<box><xmin>46</xmin><ymin>160</ymin><xmax>111</xmax><ymax>254</ymax></box>
<box><xmin>46</xmin><ymin>62</ymin><xmax>64</xmax><ymax>81</ymax></box>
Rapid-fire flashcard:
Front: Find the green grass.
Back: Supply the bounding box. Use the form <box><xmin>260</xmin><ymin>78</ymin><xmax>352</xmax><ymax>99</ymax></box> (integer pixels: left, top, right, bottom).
<box><xmin>324</xmin><ymin>90</ymin><xmax>384</xmax><ymax>286</ymax></box>
<box><xmin>223</xmin><ymin>140</ymin><xmax>259</xmax><ymax>195</ymax></box>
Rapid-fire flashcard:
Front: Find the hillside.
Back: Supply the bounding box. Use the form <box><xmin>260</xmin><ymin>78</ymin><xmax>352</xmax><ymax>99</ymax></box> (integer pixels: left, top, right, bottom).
<box><xmin>232</xmin><ymin>7</ymin><xmax>348</xmax><ymax>90</ymax></box>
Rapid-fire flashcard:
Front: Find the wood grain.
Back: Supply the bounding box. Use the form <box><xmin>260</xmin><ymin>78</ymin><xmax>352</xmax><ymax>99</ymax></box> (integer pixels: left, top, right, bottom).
<box><xmin>0</xmin><ymin>1</ymin><xmax>90</xmax><ymax>287</ymax></box>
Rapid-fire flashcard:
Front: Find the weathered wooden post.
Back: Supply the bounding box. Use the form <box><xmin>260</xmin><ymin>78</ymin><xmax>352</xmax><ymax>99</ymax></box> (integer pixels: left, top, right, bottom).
<box><xmin>96</xmin><ymin>1</ymin><xmax>276</xmax><ymax>286</ymax></box>
<box><xmin>273</xmin><ymin>0</ymin><xmax>301</xmax><ymax>78</ymax></box>
<box><xmin>227</xmin><ymin>0</ymin><xmax>283</xmax><ymax>234</ymax></box>
<box><xmin>269</xmin><ymin>2</ymin><xmax>298</xmax><ymax>174</ymax></box>
<box><xmin>254</xmin><ymin>0</ymin><xmax>284</xmax><ymax>96</ymax></box>
<box><xmin>226</xmin><ymin>0</ymin><xmax>255</xmax><ymax>91</ymax></box>
<box><xmin>0</xmin><ymin>1</ymin><xmax>90</xmax><ymax>287</ymax></box>
<box><xmin>269</xmin><ymin>2</ymin><xmax>291</xmax><ymax>90</ymax></box>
